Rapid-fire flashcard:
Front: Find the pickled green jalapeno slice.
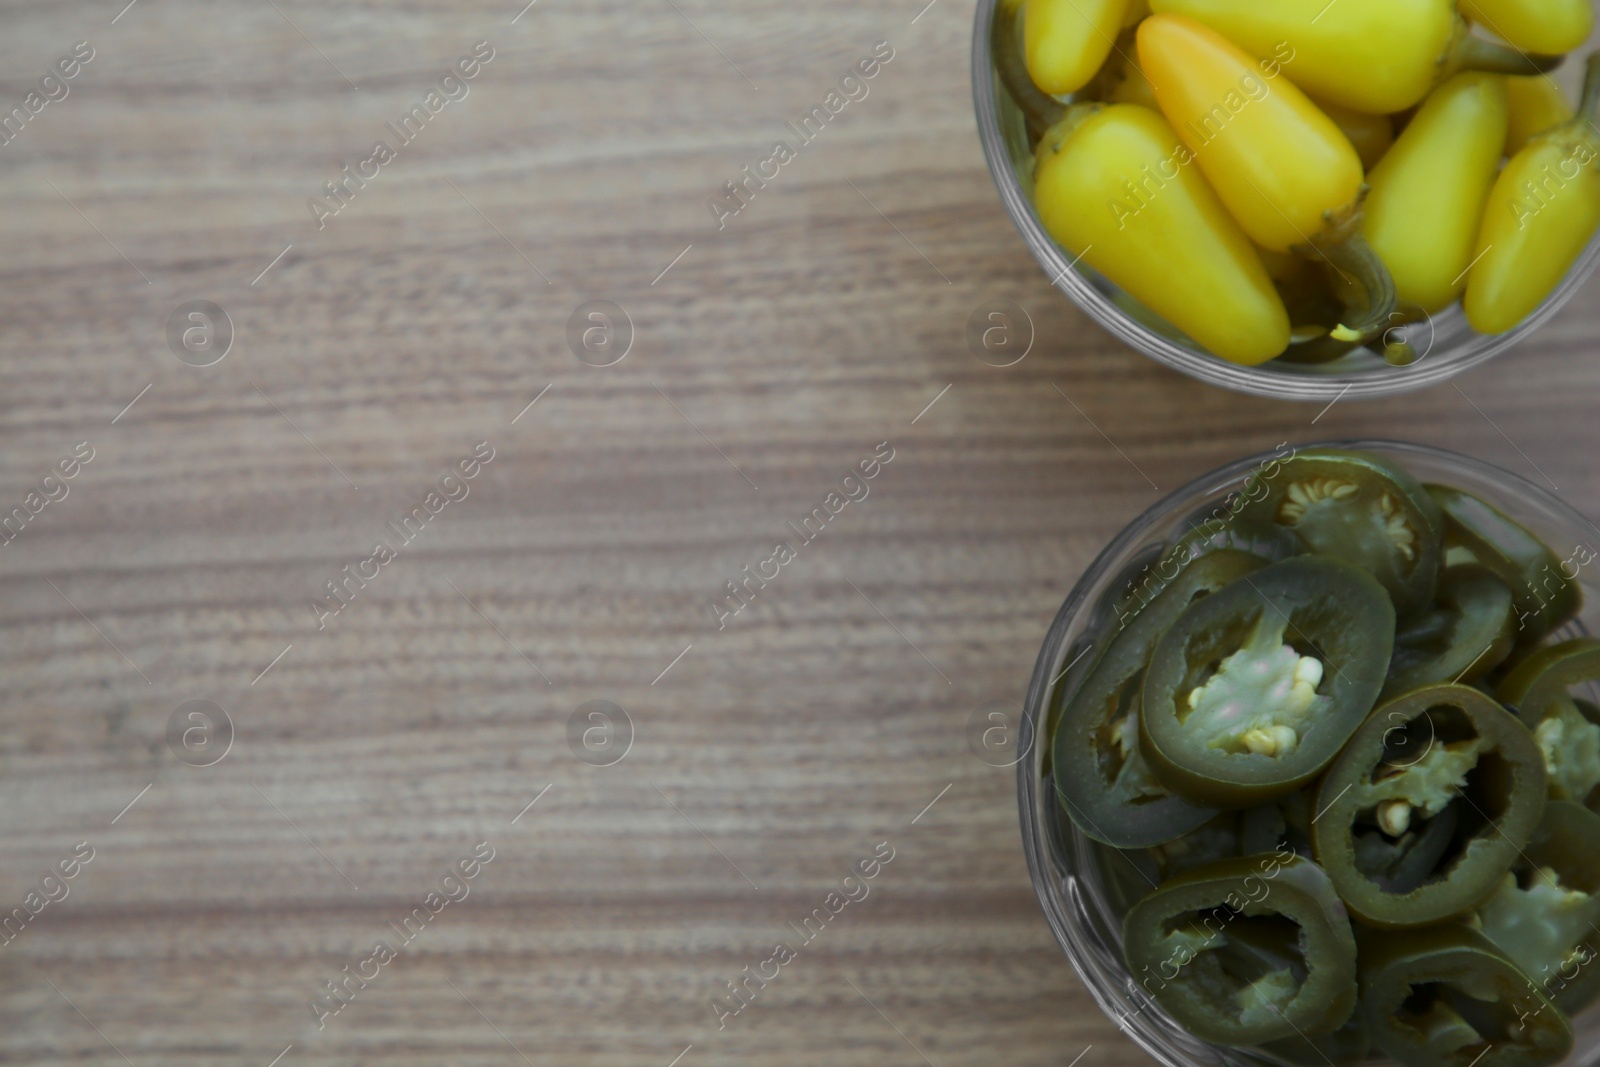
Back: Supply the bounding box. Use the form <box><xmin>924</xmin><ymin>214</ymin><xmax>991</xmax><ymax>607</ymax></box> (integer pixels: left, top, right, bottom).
<box><xmin>1239</xmin><ymin>797</ymin><xmax>1297</xmax><ymax>857</ymax></box>
<box><xmin>1148</xmin><ymin>811</ymin><xmax>1243</xmax><ymax>880</ymax></box>
<box><xmin>1173</xmin><ymin>517</ymin><xmax>1308</xmax><ymax>567</ymax></box>
<box><xmin>1357</xmin><ymin>924</ymin><xmax>1573</xmax><ymax>1067</ymax></box>
<box><xmin>1311</xmin><ymin>685</ymin><xmax>1547</xmax><ymax>927</ymax></box>
<box><xmin>1260</xmin><ymin>1012</ymin><xmax>1371</xmax><ymax>1067</ymax></box>
<box><xmin>1122</xmin><ymin>853</ymin><xmax>1358</xmax><ymax>1047</ymax></box>
<box><xmin>1245</xmin><ymin>798</ymin><xmax>1320</xmax><ymax>868</ymax></box>
<box><xmin>1151</xmin><ymin>791</ymin><xmax>1321</xmax><ymax>882</ymax></box>
<box><xmin>1499</xmin><ymin>638</ymin><xmax>1600</xmax><ymax>726</ymax></box>
<box><xmin>1384</xmin><ymin>564</ymin><xmax>1516</xmax><ymax>699</ymax></box>
<box><xmin>1531</xmin><ymin>699</ymin><xmax>1600</xmax><ymax>809</ymax></box>
<box><xmin>1475</xmin><ymin>801</ymin><xmax>1600</xmax><ymax>1016</ymax></box>
<box><xmin>1095</xmin><ymin>839</ymin><xmax>1165</xmax><ymax>920</ymax></box>
<box><xmin>1053</xmin><ymin>550</ymin><xmax>1272</xmax><ymax>848</ymax></box>
<box><xmin>1110</xmin><ymin>520</ymin><xmax>1303</xmax><ymax>632</ymax></box>
<box><xmin>1140</xmin><ymin>556</ymin><xmax>1394</xmax><ymax>807</ymax></box>
<box><xmin>1237</xmin><ymin>449</ymin><xmax>1444</xmax><ymax>618</ymax></box>
<box><xmin>1498</xmin><ymin>640</ymin><xmax>1600</xmax><ymax>808</ymax></box>
<box><xmin>1428</xmin><ymin>485</ymin><xmax>1584</xmax><ymax>646</ymax></box>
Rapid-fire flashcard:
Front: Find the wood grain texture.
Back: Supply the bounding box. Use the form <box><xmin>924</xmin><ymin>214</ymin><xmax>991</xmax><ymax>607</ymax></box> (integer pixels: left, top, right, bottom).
<box><xmin>1</xmin><ymin>1</ymin><xmax>1598</xmax><ymax>1064</ymax></box>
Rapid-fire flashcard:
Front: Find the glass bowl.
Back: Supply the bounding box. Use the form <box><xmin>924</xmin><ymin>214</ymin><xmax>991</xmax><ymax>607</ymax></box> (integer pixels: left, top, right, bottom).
<box><xmin>971</xmin><ymin>0</ymin><xmax>1600</xmax><ymax>402</ymax></box>
<box><xmin>1017</xmin><ymin>439</ymin><xmax>1600</xmax><ymax>1067</ymax></box>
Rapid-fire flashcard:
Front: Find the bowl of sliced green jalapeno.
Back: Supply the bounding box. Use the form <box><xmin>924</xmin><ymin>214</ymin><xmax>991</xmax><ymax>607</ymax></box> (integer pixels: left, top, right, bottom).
<box><xmin>1020</xmin><ymin>441</ymin><xmax>1600</xmax><ymax>1066</ymax></box>
<box><xmin>972</xmin><ymin>0</ymin><xmax>1600</xmax><ymax>401</ymax></box>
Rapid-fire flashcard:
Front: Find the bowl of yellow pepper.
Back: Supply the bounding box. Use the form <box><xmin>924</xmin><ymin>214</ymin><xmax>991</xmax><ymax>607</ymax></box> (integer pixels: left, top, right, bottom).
<box><xmin>974</xmin><ymin>0</ymin><xmax>1600</xmax><ymax>400</ymax></box>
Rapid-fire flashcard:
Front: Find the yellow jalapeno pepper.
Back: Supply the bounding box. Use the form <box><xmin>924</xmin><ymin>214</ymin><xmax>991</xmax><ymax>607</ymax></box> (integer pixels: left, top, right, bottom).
<box><xmin>1365</xmin><ymin>74</ymin><xmax>1510</xmax><ymax>314</ymax></box>
<box><xmin>1461</xmin><ymin>0</ymin><xmax>1595</xmax><ymax>57</ymax></box>
<box><xmin>1505</xmin><ymin>75</ymin><xmax>1575</xmax><ymax>155</ymax></box>
<box><xmin>1032</xmin><ymin>104</ymin><xmax>1291</xmax><ymax>364</ymax></box>
<box><xmin>1138</xmin><ymin>14</ymin><xmax>1395</xmax><ymax>339</ymax></box>
<box><xmin>1025</xmin><ymin>0</ymin><xmax>1137</xmax><ymax>96</ymax></box>
<box><xmin>1138</xmin><ymin>15</ymin><xmax>1361</xmax><ymax>251</ymax></box>
<box><xmin>1314</xmin><ymin>97</ymin><xmax>1395</xmax><ymax>171</ymax></box>
<box><xmin>1466</xmin><ymin>55</ymin><xmax>1600</xmax><ymax>335</ymax></box>
<box><xmin>1123</xmin><ymin>0</ymin><xmax>1152</xmax><ymax>27</ymax></box>
<box><xmin>1148</xmin><ymin>0</ymin><xmax>1561</xmax><ymax>114</ymax></box>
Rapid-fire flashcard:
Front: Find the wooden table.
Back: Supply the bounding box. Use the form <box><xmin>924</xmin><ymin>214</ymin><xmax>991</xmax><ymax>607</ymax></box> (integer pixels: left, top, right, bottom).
<box><xmin>2</xmin><ymin>2</ymin><xmax>1597</xmax><ymax>1064</ymax></box>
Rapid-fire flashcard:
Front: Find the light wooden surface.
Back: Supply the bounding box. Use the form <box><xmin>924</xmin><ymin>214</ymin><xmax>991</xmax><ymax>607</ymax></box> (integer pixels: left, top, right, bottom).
<box><xmin>2</xmin><ymin>2</ymin><xmax>1599</xmax><ymax>1064</ymax></box>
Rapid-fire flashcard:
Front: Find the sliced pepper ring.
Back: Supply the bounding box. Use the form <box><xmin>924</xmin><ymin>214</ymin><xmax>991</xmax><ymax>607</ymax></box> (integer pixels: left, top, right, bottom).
<box><xmin>1311</xmin><ymin>684</ymin><xmax>1547</xmax><ymax>927</ymax></box>
<box><xmin>1429</xmin><ymin>484</ymin><xmax>1583</xmax><ymax>646</ymax></box>
<box><xmin>1476</xmin><ymin>801</ymin><xmax>1600</xmax><ymax>1016</ymax></box>
<box><xmin>1141</xmin><ymin>555</ymin><xmax>1394</xmax><ymax>807</ymax></box>
<box><xmin>1172</xmin><ymin>516</ymin><xmax>1307</xmax><ymax>567</ymax></box>
<box><xmin>1260</xmin><ymin>1012</ymin><xmax>1370</xmax><ymax>1067</ymax></box>
<box><xmin>1147</xmin><ymin>811</ymin><xmax>1243</xmax><ymax>881</ymax></box>
<box><xmin>1497</xmin><ymin>638</ymin><xmax>1600</xmax><ymax>728</ymax></box>
<box><xmin>1383</xmin><ymin>564</ymin><xmax>1516</xmax><ymax>699</ymax></box>
<box><xmin>1108</xmin><ymin>521</ymin><xmax>1301</xmax><ymax>634</ymax></box>
<box><xmin>1053</xmin><ymin>551</ymin><xmax>1271</xmax><ymax>847</ymax></box>
<box><xmin>1237</xmin><ymin>449</ymin><xmax>1443</xmax><ymax>619</ymax></box>
<box><xmin>1121</xmin><ymin>853</ymin><xmax>1358</xmax><ymax>1047</ymax></box>
<box><xmin>1498</xmin><ymin>641</ymin><xmax>1600</xmax><ymax>809</ymax></box>
<box><xmin>1357</xmin><ymin>923</ymin><xmax>1573</xmax><ymax>1067</ymax></box>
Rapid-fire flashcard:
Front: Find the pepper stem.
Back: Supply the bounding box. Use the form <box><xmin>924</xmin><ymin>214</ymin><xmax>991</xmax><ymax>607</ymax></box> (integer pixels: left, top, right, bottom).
<box><xmin>1310</xmin><ymin>231</ymin><xmax>1398</xmax><ymax>343</ymax></box>
<box><xmin>1384</xmin><ymin>340</ymin><xmax>1420</xmax><ymax>367</ymax></box>
<box><xmin>992</xmin><ymin>2</ymin><xmax>1067</xmax><ymax>137</ymax></box>
<box><xmin>1277</xmin><ymin>334</ymin><xmax>1359</xmax><ymax>366</ymax></box>
<box><xmin>1579</xmin><ymin>51</ymin><xmax>1600</xmax><ymax>127</ymax></box>
<box><xmin>1451</xmin><ymin>28</ymin><xmax>1564</xmax><ymax>78</ymax></box>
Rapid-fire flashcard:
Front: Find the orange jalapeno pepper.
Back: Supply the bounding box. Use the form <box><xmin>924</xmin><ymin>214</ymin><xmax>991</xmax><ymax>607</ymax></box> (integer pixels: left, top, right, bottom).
<box><xmin>1138</xmin><ymin>14</ymin><xmax>1397</xmax><ymax>340</ymax></box>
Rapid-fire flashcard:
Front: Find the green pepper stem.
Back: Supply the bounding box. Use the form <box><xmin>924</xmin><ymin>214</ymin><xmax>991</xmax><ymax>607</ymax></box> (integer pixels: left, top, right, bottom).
<box><xmin>1277</xmin><ymin>334</ymin><xmax>1358</xmax><ymax>366</ymax></box>
<box><xmin>1035</xmin><ymin>102</ymin><xmax>1108</xmax><ymax>165</ymax></box>
<box><xmin>1314</xmin><ymin>232</ymin><xmax>1398</xmax><ymax>343</ymax></box>
<box><xmin>992</xmin><ymin>3</ymin><xmax>1067</xmax><ymax>136</ymax></box>
<box><xmin>1579</xmin><ymin>51</ymin><xmax>1600</xmax><ymax>127</ymax></box>
<box><xmin>1383</xmin><ymin>340</ymin><xmax>1419</xmax><ymax>367</ymax></box>
<box><xmin>1452</xmin><ymin>32</ymin><xmax>1564</xmax><ymax>78</ymax></box>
